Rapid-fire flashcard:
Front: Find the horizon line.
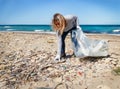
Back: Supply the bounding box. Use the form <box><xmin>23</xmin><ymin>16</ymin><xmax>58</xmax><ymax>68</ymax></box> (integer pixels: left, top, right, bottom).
<box><xmin>0</xmin><ymin>24</ymin><xmax>120</xmax><ymax>25</ymax></box>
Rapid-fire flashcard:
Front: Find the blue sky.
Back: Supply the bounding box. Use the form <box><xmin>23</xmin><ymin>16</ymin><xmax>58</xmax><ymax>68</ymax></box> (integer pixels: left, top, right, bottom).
<box><xmin>0</xmin><ymin>0</ymin><xmax>120</xmax><ymax>25</ymax></box>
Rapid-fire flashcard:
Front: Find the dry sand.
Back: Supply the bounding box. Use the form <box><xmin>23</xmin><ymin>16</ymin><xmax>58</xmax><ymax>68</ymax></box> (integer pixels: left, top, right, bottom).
<box><xmin>0</xmin><ymin>32</ymin><xmax>120</xmax><ymax>89</ymax></box>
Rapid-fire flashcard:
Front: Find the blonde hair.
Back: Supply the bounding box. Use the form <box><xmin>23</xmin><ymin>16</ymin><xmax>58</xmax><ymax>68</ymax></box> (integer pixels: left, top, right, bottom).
<box><xmin>52</xmin><ymin>13</ymin><xmax>67</xmax><ymax>35</ymax></box>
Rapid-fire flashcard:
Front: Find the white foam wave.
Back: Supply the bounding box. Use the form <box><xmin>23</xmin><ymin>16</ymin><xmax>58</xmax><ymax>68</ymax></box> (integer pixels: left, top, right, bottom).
<box><xmin>6</xmin><ymin>29</ymin><xmax>14</xmax><ymax>31</ymax></box>
<box><xmin>34</xmin><ymin>30</ymin><xmax>44</xmax><ymax>32</ymax></box>
<box><xmin>113</xmin><ymin>29</ymin><xmax>120</xmax><ymax>32</ymax></box>
<box><xmin>34</xmin><ymin>29</ymin><xmax>55</xmax><ymax>34</ymax></box>
<box><xmin>4</xmin><ymin>26</ymin><xmax>11</xmax><ymax>28</ymax></box>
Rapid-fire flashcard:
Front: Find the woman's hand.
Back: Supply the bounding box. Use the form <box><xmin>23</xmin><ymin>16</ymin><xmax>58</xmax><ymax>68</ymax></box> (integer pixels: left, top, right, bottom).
<box><xmin>54</xmin><ymin>55</ymin><xmax>60</xmax><ymax>61</ymax></box>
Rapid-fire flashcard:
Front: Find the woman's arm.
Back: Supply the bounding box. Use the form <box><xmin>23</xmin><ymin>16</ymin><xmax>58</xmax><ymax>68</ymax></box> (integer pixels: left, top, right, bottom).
<box><xmin>75</xmin><ymin>16</ymin><xmax>80</xmax><ymax>29</ymax></box>
<box><xmin>54</xmin><ymin>31</ymin><xmax>62</xmax><ymax>61</ymax></box>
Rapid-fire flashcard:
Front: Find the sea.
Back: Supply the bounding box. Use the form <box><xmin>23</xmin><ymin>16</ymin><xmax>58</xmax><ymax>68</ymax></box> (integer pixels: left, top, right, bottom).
<box><xmin>0</xmin><ymin>25</ymin><xmax>120</xmax><ymax>35</ymax></box>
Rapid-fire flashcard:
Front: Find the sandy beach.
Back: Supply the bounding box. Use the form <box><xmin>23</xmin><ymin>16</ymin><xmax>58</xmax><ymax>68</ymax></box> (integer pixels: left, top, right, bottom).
<box><xmin>0</xmin><ymin>32</ymin><xmax>120</xmax><ymax>89</ymax></box>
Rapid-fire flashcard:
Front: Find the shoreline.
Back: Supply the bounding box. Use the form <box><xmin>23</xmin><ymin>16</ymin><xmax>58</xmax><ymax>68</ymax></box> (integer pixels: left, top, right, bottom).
<box><xmin>0</xmin><ymin>31</ymin><xmax>120</xmax><ymax>36</ymax></box>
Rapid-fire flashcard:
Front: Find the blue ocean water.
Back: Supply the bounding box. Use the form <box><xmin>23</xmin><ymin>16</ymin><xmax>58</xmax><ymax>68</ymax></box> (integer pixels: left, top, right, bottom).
<box><xmin>0</xmin><ymin>25</ymin><xmax>120</xmax><ymax>34</ymax></box>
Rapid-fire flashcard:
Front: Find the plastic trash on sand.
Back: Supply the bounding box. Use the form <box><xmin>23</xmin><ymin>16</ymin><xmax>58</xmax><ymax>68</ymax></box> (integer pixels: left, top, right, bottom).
<box><xmin>71</xmin><ymin>26</ymin><xmax>108</xmax><ymax>57</ymax></box>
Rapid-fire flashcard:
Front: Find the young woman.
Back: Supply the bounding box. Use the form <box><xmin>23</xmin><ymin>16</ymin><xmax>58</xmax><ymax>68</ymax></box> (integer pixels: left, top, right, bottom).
<box><xmin>52</xmin><ymin>13</ymin><xmax>108</xmax><ymax>61</ymax></box>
